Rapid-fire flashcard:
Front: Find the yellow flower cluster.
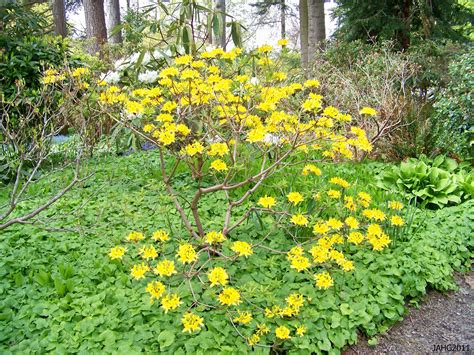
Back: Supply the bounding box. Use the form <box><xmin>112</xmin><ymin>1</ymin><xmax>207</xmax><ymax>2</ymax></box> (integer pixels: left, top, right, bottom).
<box><xmin>218</xmin><ymin>287</ymin><xmax>241</xmax><ymax>306</ymax></box>
<box><xmin>97</xmin><ymin>45</ymin><xmax>376</xmax><ymax>186</ymax></box>
<box><xmin>207</xmin><ymin>267</ymin><xmax>229</xmax><ymax>287</ymax></box>
<box><xmin>176</xmin><ymin>243</ymin><xmax>197</xmax><ymax>264</ymax></box>
<box><xmin>258</xmin><ymin>195</ymin><xmax>277</xmax><ymax>209</ymax></box>
<box><xmin>154</xmin><ymin>259</ymin><xmax>176</xmax><ymax>277</ymax></box>
<box><xmin>109</xmin><ymin>246</ymin><xmax>126</xmax><ymax>259</ymax></box>
<box><xmin>205</xmin><ymin>230</ymin><xmax>226</xmax><ymax>244</ymax></box>
<box><xmin>182</xmin><ymin>312</ymin><xmax>204</xmax><ymax>333</ymax></box>
<box><xmin>231</xmin><ymin>241</ymin><xmax>253</xmax><ymax>257</ymax></box>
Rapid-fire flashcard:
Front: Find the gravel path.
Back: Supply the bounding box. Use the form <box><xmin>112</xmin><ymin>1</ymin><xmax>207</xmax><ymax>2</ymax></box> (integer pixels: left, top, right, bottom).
<box><xmin>346</xmin><ymin>272</ymin><xmax>474</xmax><ymax>354</ymax></box>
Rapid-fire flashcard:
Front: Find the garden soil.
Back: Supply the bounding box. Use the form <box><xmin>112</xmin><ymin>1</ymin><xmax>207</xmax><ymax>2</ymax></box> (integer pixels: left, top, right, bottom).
<box><xmin>346</xmin><ymin>272</ymin><xmax>473</xmax><ymax>354</ymax></box>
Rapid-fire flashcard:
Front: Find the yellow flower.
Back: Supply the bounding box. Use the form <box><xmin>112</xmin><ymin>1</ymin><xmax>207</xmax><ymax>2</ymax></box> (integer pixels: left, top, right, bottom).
<box><xmin>359</xmin><ymin>107</ymin><xmax>377</xmax><ymax>116</ymax></box>
<box><xmin>161</xmin><ymin>293</ymin><xmax>182</xmax><ymax>313</ymax></box>
<box><xmin>257</xmin><ymin>56</ymin><xmax>273</xmax><ymax>65</ymax></box>
<box><xmin>109</xmin><ymin>246</ymin><xmax>126</xmax><ymax>260</ymax></box>
<box><xmin>345</xmin><ymin>216</ymin><xmax>359</xmax><ymax>229</ymax></box>
<box><xmin>208</xmin><ymin>142</ymin><xmax>229</xmax><ymax>157</ymax></box>
<box><xmin>233</xmin><ymin>310</ymin><xmax>253</xmax><ymax>324</ymax></box>
<box><xmin>218</xmin><ymin>287</ymin><xmax>241</xmax><ymax>306</ymax></box>
<box><xmin>256</xmin><ymin>323</ymin><xmax>270</xmax><ymax>335</ymax></box>
<box><xmin>176</xmin><ymin>243</ymin><xmax>197</xmax><ymax>264</ymax></box>
<box><xmin>391</xmin><ymin>215</ymin><xmax>404</xmax><ymax>226</ymax></box>
<box><xmin>248</xmin><ymin>333</ymin><xmax>260</xmax><ymax>346</ymax></box>
<box><xmin>357</xmin><ymin>192</ymin><xmax>372</xmax><ymax>207</ymax></box>
<box><xmin>143</xmin><ymin>123</ymin><xmax>155</xmax><ymax>133</ymax></box>
<box><xmin>344</xmin><ymin>196</ymin><xmax>357</xmax><ymax>211</ymax></box>
<box><xmin>257</xmin><ymin>44</ymin><xmax>273</xmax><ymax>53</ymax></box>
<box><xmin>367</xmin><ymin>224</ymin><xmax>383</xmax><ymax>236</ymax></box>
<box><xmin>290</xmin><ymin>255</ymin><xmax>311</xmax><ymax>272</ymax></box>
<box><xmin>130</xmin><ymin>263</ymin><xmax>150</xmax><ymax>280</ymax></box>
<box><xmin>231</xmin><ymin>241</ymin><xmax>253</xmax><ymax>257</ymax></box>
<box><xmin>139</xmin><ymin>245</ymin><xmax>158</xmax><ymax>260</ymax></box>
<box><xmin>159</xmin><ymin>67</ymin><xmax>179</xmax><ymax>77</ymax></box>
<box><xmin>176</xmin><ymin>124</ymin><xmax>191</xmax><ymax>136</ymax></box>
<box><xmin>287</xmin><ymin>246</ymin><xmax>304</xmax><ymax>260</ymax></box>
<box><xmin>287</xmin><ymin>192</ymin><xmax>304</xmax><ymax>205</ymax></box>
<box><xmin>296</xmin><ymin>325</ymin><xmax>306</xmax><ymax>337</ymax></box>
<box><xmin>348</xmin><ymin>231</ymin><xmax>364</xmax><ymax>245</ymax></box>
<box><xmin>154</xmin><ymin>259</ymin><xmax>176</xmax><ymax>277</ymax></box>
<box><xmin>304</xmin><ymin>79</ymin><xmax>320</xmax><ymax>88</ymax></box>
<box><xmin>210</xmin><ymin>159</ymin><xmax>228</xmax><ymax>172</ymax></box>
<box><xmin>327</xmin><ymin>189</ymin><xmax>341</xmax><ymax>199</ymax></box>
<box><xmin>275</xmin><ymin>326</ymin><xmax>290</xmax><ymax>340</ymax></box>
<box><xmin>272</xmin><ymin>72</ymin><xmax>287</xmax><ymax>81</ymax></box>
<box><xmin>363</xmin><ymin>209</ymin><xmax>386</xmax><ymax>221</ymax></box>
<box><xmin>329</xmin><ymin>177</ymin><xmax>350</xmax><ymax>188</ymax></box>
<box><xmin>258</xmin><ymin>195</ymin><xmax>277</xmax><ymax>209</ymax></box>
<box><xmin>388</xmin><ymin>201</ymin><xmax>404</xmax><ymax>210</ymax></box>
<box><xmin>315</xmin><ymin>271</ymin><xmax>334</xmax><ymax>289</ymax></box>
<box><xmin>246</xmin><ymin>127</ymin><xmax>266</xmax><ymax>143</ymax></box>
<box><xmin>158</xmin><ymin>131</ymin><xmax>176</xmax><ymax>146</ymax></box>
<box><xmin>330</xmin><ymin>249</ymin><xmax>345</xmax><ymax>262</ymax></box>
<box><xmin>184</xmin><ymin>142</ymin><xmax>204</xmax><ymax>156</ymax></box>
<box><xmin>310</xmin><ymin>245</ymin><xmax>329</xmax><ymax>263</ymax></box>
<box><xmin>152</xmin><ymin>230</ymin><xmax>169</xmax><ymax>242</ymax></box>
<box><xmin>340</xmin><ymin>259</ymin><xmax>355</xmax><ymax>272</ymax></box>
<box><xmin>205</xmin><ymin>231</ymin><xmax>226</xmax><ymax>244</ymax></box>
<box><xmin>72</xmin><ymin>67</ymin><xmax>90</xmax><ymax>77</ymax></box>
<box><xmin>145</xmin><ymin>281</ymin><xmax>165</xmax><ymax>301</ymax></box>
<box><xmin>155</xmin><ymin>113</ymin><xmax>174</xmax><ymax>123</ymax></box>
<box><xmin>323</xmin><ymin>106</ymin><xmax>339</xmax><ymax>118</ymax></box>
<box><xmin>124</xmin><ymin>100</ymin><xmax>144</xmax><ymax>114</ymax></box>
<box><xmin>290</xmin><ymin>214</ymin><xmax>309</xmax><ymax>226</ymax></box>
<box><xmin>277</xmin><ymin>38</ymin><xmax>289</xmax><ymax>46</ymax></box>
<box><xmin>175</xmin><ymin>55</ymin><xmax>192</xmax><ymax>65</ymax></box>
<box><xmin>302</xmin><ymin>164</ymin><xmax>322</xmax><ymax>176</ymax></box>
<box><xmin>313</xmin><ymin>222</ymin><xmax>330</xmax><ymax>235</ymax></box>
<box><xmin>162</xmin><ymin>101</ymin><xmax>177</xmax><ymax>112</ymax></box>
<box><xmin>286</xmin><ymin>293</ymin><xmax>304</xmax><ymax>309</ymax></box>
<box><xmin>327</xmin><ymin>218</ymin><xmax>343</xmax><ymax>230</ymax></box>
<box><xmin>126</xmin><ymin>231</ymin><xmax>144</xmax><ymax>242</ymax></box>
<box><xmin>207</xmin><ymin>267</ymin><xmax>229</xmax><ymax>287</ymax></box>
<box><xmin>181</xmin><ymin>312</ymin><xmax>204</xmax><ymax>333</ymax></box>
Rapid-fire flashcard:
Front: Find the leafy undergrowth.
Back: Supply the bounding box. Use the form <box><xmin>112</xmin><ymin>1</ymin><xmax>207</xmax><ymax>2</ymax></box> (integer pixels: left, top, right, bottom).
<box><xmin>0</xmin><ymin>152</ymin><xmax>472</xmax><ymax>353</ymax></box>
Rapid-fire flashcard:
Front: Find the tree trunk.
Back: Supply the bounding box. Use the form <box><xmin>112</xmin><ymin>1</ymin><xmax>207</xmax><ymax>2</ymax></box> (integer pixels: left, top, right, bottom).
<box><xmin>299</xmin><ymin>0</ymin><xmax>309</xmax><ymax>69</ymax></box>
<box><xmin>308</xmin><ymin>0</ymin><xmax>325</xmax><ymax>60</ymax></box>
<box><xmin>51</xmin><ymin>0</ymin><xmax>67</xmax><ymax>37</ymax></box>
<box><xmin>83</xmin><ymin>0</ymin><xmax>107</xmax><ymax>57</ymax></box>
<box><xmin>280</xmin><ymin>0</ymin><xmax>286</xmax><ymax>39</ymax></box>
<box><xmin>397</xmin><ymin>0</ymin><xmax>411</xmax><ymax>50</ymax></box>
<box><xmin>106</xmin><ymin>0</ymin><xmax>122</xmax><ymax>44</ymax></box>
<box><xmin>215</xmin><ymin>0</ymin><xmax>226</xmax><ymax>49</ymax></box>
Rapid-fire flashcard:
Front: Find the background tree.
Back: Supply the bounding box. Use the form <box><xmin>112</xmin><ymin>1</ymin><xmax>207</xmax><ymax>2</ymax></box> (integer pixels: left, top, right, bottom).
<box><xmin>307</xmin><ymin>0</ymin><xmax>325</xmax><ymax>59</ymax></box>
<box><xmin>252</xmin><ymin>0</ymin><xmax>288</xmax><ymax>39</ymax></box>
<box><xmin>333</xmin><ymin>0</ymin><xmax>474</xmax><ymax>50</ymax></box>
<box><xmin>106</xmin><ymin>0</ymin><xmax>122</xmax><ymax>44</ymax></box>
<box><xmin>51</xmin><ymin>0</ymin><xmax>67</xmax><ymax>37</ymax></box>
<box><xmin>215</xmin><ymin>0</ymin><xmax>226</xmax><ymax>48</ymax></box>
<box><xmin>299</xmin><ymin>0</ymin><xmax>309</xmax><ymax>68</ymax></box>
<box><xmin>83</xmin><ymin>0</ymin><xmax>107</xmax><ymax>55</ymax></box>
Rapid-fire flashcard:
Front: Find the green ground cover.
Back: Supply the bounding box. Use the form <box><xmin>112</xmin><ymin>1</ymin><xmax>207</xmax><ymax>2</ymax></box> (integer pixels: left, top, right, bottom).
<box><xmin>0</xmin><ymin>152</ymin><xmax>472</xmax><ymax>353</ymax></box>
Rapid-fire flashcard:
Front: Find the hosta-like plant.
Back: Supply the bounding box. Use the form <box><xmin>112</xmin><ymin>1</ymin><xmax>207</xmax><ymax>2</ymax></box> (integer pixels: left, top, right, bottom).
<box><xmin>99</xmin><ymin>44</ymin><xmax>405</xmax><ymax>349</ymax></box>
<box><xmin>377</xmin><ymin>155</ymin><xmax>472</xmax><ymax>209</ymax></box>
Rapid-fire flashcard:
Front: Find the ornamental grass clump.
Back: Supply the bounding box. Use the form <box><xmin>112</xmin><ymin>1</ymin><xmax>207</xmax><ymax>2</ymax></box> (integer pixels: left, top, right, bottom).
<box><xmin>102</xmin><ymin>43</ymin><xmax>405</xmax><ymax>347</ymax></box>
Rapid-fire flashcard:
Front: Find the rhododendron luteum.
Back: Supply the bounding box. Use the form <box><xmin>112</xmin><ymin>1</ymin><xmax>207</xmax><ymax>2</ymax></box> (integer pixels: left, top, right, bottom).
<box><xmin>103</xmin><ymin>45</ymin><xmax>404</xmax><ymax>346</ymax></box>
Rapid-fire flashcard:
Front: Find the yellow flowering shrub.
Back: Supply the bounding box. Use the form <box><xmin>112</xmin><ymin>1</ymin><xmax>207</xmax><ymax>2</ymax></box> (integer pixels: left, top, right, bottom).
<box><xmin>103</xmin><ymin>44</ymin><xmax>405</xmax><ymax>347</ymax></box>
